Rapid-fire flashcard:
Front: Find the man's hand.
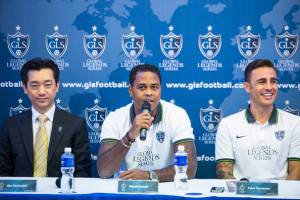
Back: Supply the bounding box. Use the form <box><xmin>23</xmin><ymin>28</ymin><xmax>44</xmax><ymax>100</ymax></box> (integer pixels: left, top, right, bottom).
<box><xmin>128</xmin><ymin>112</ymin><xmax>154</xmax><ymax>140</ymax></box>
<box><xmin>119</xmin><ymin>169</ymin><xmax>150</xmax><ymax>180</ymax></box>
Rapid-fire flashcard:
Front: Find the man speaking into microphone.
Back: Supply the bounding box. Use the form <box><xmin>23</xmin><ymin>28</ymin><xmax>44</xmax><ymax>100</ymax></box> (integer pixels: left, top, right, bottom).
<box><xmin>97</xmin><ymin>64</ymin><xmax>197</xmax><ymax>182</ymax></box>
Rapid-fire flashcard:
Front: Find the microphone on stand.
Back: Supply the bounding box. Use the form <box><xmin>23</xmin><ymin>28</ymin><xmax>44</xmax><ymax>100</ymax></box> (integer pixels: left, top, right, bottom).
<box><xmin>140</xmin><ymin>101</ymin><xmax>151</xmax><ymax>141</ymax></box>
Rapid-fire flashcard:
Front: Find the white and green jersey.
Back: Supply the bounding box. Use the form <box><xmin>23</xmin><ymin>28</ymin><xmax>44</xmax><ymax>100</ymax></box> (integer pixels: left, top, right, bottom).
<box><xmin>215</xmin><ymin>107</ymin><xmax>300</xmax><ymax>180</ymax></box>
<box><xmin>100</xmin><ymin>100</ymin><xmax>194</xmax><ymax>171</ymax></box>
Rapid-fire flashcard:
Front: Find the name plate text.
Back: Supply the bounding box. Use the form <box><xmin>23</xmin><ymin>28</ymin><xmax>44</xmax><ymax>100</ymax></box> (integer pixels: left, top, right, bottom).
<box><xmin>236</xmin><ymin>181</ymin><xmax>278</xmax><ymax>196</ymax></box>
<box><xmin>118</xmin><ymin>180</ymin><xmax>158</xmax><ymax>193</ymax></box>
<box><xmin>0</xmin><ymin>180</ymin><xmax>37</xmax><ymax>192</ymax></box>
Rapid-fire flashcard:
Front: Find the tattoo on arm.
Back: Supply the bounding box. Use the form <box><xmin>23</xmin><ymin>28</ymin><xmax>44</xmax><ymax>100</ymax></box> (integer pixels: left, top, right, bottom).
<box><xmin>216</xmin><ymin>162</ymin><xmax>235</xmax><ymax>179</ymax></box>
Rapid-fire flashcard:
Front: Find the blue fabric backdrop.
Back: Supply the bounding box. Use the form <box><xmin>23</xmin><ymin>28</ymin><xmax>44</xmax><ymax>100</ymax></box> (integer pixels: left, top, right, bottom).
<box><xmin>0</xmin><ymin>0</ymin><xmax>299</xmax><ymax>178</ymax></box>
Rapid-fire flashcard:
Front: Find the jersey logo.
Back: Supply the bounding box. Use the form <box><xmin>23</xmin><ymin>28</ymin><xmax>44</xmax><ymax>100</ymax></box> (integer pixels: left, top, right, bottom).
<box><xmin>156</xmin><ymin>131</ymin><xmax>165</xmax><ymax>143</ymax></box>
<box><xmin>274</xmin><ymin>130</ymin><xmax>285</xmax><ymax>141</ymax></box>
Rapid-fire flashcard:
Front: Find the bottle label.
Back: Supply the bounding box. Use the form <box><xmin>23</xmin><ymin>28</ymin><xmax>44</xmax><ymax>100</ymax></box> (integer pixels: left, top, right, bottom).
<box><xmin>61</xmin><ymin>156</ymin><xmax>74</xmax><ymax>167</ymax></box>
<box><xmin>175</xmin><ymin>155</ymin><xmax>187</xmax><ymax>166</ymax></box>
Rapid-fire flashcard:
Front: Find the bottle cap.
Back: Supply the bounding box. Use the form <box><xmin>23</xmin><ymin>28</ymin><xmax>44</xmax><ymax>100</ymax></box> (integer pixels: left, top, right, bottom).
<box><xmin>64</xmin><ymin>147</ymin><xmax>72</xmax><ymax>153</ymax></box>
<box><xmin>178</xmin><ymin>145</ymin><xmax>184</xmax><ymax>151</ymax></box>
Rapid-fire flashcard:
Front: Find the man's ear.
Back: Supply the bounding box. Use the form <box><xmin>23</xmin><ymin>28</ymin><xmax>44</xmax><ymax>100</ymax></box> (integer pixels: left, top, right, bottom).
<box><xmin>22</xmin><ymin>84</ymin><xmax>27</xmax><ymax>94</ymax></box>
<box><xmin>128</xmin><ymin>85</ymin><xmax>133</xmax><ymax>97</ymax></box>
<box><xmin>243</xmin><ymin>81</ymin><xmax>250</xmax><ymax>93</ymax></box>
<box><xmin>56</xmin><ymin>81</ymin><xmax>60</xmax><ymax>93</ymax></box>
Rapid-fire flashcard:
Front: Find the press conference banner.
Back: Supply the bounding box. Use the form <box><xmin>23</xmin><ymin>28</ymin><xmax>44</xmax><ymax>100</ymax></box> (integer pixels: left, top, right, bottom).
<box><xmin>0</xmin><ymin>0</ymin><xmax>299</xmax><ymax>178</ymax></box>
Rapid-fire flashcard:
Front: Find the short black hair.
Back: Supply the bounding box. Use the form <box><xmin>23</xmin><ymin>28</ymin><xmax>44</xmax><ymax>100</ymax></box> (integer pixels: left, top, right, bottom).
<box><xmin>129</xmin><ymin>64</ymin><xmax>162</xmax><ymax>85</ymax></box>
<box><xmin>20</xmin><ymin>57</ymin><xmax>59</xmax><ymax>86</ymax></box>
<box><xmin>244</xmin><ymin>59</ymin><xmax>277</xmax><ymax>82</ymax></box>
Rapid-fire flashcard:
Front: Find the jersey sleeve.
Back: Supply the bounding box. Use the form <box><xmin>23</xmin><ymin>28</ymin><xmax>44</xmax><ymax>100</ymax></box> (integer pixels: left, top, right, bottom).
<box><xmin>288</xmin><ymin>119</ymin><xmax>300</xmax><ymax>161</ymax></box>
<box><xmin>215</xmin><ymin>118</ymin><xmax>234</xmax><ymax>162</ymax></box>
<box><xmin>100</xmin><ymin>111</ymin><xmax>120</xmax><ymax>144</ymax></box>
<box><xmin>172</xmin><ymin>108</ymin><xmax>195</xmax><ymax>143</ymax></box>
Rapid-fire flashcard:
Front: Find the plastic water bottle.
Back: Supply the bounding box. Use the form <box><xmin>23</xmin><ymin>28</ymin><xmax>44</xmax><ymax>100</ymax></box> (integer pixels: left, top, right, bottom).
<box><xmin>60</xmin><ymin>147</ymin><xmax>75</xmax><ymax>193</ymax></box>
<box><xmin>174</xmin><ymin>145</ymin><xmax>188</xmax><ymax>191</ymax></box>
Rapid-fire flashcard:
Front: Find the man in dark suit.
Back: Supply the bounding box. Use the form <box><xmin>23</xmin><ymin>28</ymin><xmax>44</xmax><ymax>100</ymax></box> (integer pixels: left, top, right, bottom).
<box><xmin>0</xmin><ymin>58</ymin><xmax>91</xmax><ymax>177</ymax></box>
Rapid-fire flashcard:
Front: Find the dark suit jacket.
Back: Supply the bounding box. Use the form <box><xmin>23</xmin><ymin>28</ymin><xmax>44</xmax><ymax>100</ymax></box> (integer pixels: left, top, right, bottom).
<box><xmin>0</xmin><ymin>108</ymin><xmax>91</xmax><ymax>177</ymax></box>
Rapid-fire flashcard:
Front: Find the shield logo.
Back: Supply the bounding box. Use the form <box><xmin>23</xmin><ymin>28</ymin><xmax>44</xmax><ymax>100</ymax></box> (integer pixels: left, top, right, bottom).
<box><xmin>237</xmin><ymin>25</ymin><xmax>261</xmax><ymax>60</ymax></box>
<box><xmin>274</xmin><ymin>130</ymin><xmax>285</xmax><ymax>141</ymax></box>
<box><xmin>275</xmin><ymin>26</ymin><xmax>298</xmax><ymax>59</ymax></box>
<box><xmin>85</xmin><ymin>99</ymin><xmax>108</xmax><ymax>132</ymax></box>
<box><xmin>84</xmin><ymin>26</ymin><xmax>106</xmax><ymax>59</ymax></box>
<box><xmin>198</xmin><ymin>26</ymin><xmax>222</xmax><ymax>59</ymax></box>
<box><xmin>121</xmin><ymin>26</ymin><xmax>144</xmax><ymax>59</ymax></box>
<box><xmin>283</xmin><ymin>106</ymin><xmax>299</xmax><ymax>116</ymax></box>
<box><xmin>282</xmin><ymin>100</ymin><xmax>299</xmax><ymax>116</ymax></box>
<box><xmin>9</xmin><ymin>99</ymin><xmax>30</xmax><ymax>116</ymax></box>
<box><xmin>156</xmin><ymin>131</ymin><xmax>165</xmax><ymax>143</ymax></box>
<box><xmin>56</xmin><ymin>98</ymin><xmax>70</xmax><ymax>112</ymax></box>
<box><xmin>160</xmin><ymin>26</ymin><xmax>183</xmax><ymax>60</ymax></box>
<box><xmin>7</xmin><ymin>26</ymin><xmax>30</xmax><ymax>59</ymax></box>
<box><xmin>200</xmin><ymin>100</ymin><xmax>222</xmax><ymax>133</ymax></box>
<box><xmin>45</xmin><ymin>26</ymin><xmax>68</xmax><ymax>59</ymax></box>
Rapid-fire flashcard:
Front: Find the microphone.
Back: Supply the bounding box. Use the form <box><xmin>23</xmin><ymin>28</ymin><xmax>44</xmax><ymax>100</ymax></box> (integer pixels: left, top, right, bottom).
<box><xmin>55</xmin><ymin>176</ymin><xmax>61</xmax><ymax>188</ymax></box>
<box><xmin>140</xmin><ymin>101</ymin><xmax>151</xmax><ymax>141</ymax></box>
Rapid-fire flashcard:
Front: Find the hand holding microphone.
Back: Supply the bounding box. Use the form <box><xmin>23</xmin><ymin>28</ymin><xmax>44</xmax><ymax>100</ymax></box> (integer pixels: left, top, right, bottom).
<box><xmin>139</xmin><ymin>101</ymin><xmax>151</xmax><ymax>141</ymax></box>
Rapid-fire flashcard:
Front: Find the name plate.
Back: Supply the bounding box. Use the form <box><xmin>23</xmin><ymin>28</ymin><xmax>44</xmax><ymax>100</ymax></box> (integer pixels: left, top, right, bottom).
<box><xmin>118</xmin><ymin>180</ymin><xmax>158</xmax><ymax>193</ymax></box>
<box><xmin>0</xmin><ymin>180</ymin><xmax>37</xmax><ymax>192</ymax></box>
<box><xmin>236</xmin><ymin>181</ymin><xmax>278</xmax><ymax>196</ymax></box>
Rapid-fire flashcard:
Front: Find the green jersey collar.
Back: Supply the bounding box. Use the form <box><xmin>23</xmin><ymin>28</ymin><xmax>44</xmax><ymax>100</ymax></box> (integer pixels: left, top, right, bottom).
<box><xmin>130</xmin><ymin>102</ymin><xmax>162</xmax><ymax>124</ymax></box>
<box><xmin>245</xmin><ymin>105</ymin><xmax>277</xmax><ymax>124</ymax></box>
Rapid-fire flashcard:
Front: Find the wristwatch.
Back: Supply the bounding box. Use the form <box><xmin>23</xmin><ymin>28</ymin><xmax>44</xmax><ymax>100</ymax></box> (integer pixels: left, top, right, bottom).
<box><xmin>149</xmin><ymin>171</ymin><xmax>157</xmax><ymax>180</ymax></box>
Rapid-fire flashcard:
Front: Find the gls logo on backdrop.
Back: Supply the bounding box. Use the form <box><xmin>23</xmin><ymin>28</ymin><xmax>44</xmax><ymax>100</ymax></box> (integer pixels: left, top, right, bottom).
<box><xmin>9</xmin><ymin>98</ymin><xmax>30</xmax><ymax>116</ymax></box>
<box><xmin>120</xmin><ymin>26</ymin><xmax>144</xmax><ymax>71</ymax></box>
<box><xmin>83</xmin><ymin>25</ymin><xmax>108</xmax><ymax>71</ymax></box>
<box><xmin>84</xmin><ymin>26</ymin><xmax>106</xmax><ymax>59</ymax></box>
<box><xmin>85</xmin><ymin>99</ymin><xmax>108</xmax><ymax>143</ymax></box>
<box><xmin>199</xmin><ymin>99</ymin><xmax>222</xmax><ymax>144</ymax></box>
<box><xmin>197</xmin><ymin>25</ymin><xmax>223</xmax><ymax>71</ymax></box>
<box><xmin>282</xmin><ymin>100</ymin><xmax>299</xmax><ymax>116</ymax></box>
<box><xmin>45</xmin><ymin>26</ymin><xmax>69</xmax><ymax>70</ymax></box>
<box><xmin>275</xmin><ymin>26</ymin><xmax>299</xmax><ymax>71</ymax></box>
<box><xmin>159</xmin><ymin>26</ymin><xmax>184</xmax><ymax>71</ymax></box>
<box><xmin>235</xmin><ymin>25</ymin><xmax>261</xmax><ymax>70</ymax></box>
<box><xmin>55</xmin><ymin>98</ymin><xmax>70</xmax><ymax>112</ymax></box>
<box><xmin>7</xmin><ymin>25</ymin><xmax>30</xmax><ymax>70</ymax></box>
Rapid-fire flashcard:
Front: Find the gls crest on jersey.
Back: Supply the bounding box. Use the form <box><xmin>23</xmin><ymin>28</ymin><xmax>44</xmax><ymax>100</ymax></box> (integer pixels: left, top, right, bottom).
<box><xmin>156</xmin><ymin>131</ymin><xmax>165</xmax><ymax>143</ymax></box>
<box><xmin>7</xmin><ymin>25</ymin><xmax>30</xmax><ymax>59</ymax></box>
<box><xmin>9</xmin><ymin>99</ymin><xmax>30</xmax><ymax>116</ymax></box>
<box><xmin>46</xmin><ymin>26</ymin><xmax>68</xmax><ymax>59</ymax></box>
<box><xmin>282</xmin><ymin>100</ymin><xmax>299</xmax><ymax>116</ymax></box>
<box><xmin>198</xmin><ymin>26</ymin><xmax>221</xmax><ymax>59</ymax></box>
<box><xmin>274</xmin><ymin>130</ymin><xmax>285</xmax><ymax>141</ymax></box>
<box><xmin>160</xmin><ymin>26</ymin><xmax>183</xmax><ymax>60</ymax></box>
<box><xmin>84</xmin><ymin>26</ymin><xmax>106</xmax><ymax>59</ymax></box>
<box><xmin>275</xmin><ymin>26</ymin><xmax>298</xmax><ymax>59</ymax></box>
<box><xmin>237</xmin><ymin>25</ymin><xmax>261</xmax><ymax>59</ymax></box>
<box><xmin>85</xmin><ymin>99</ymin><xmax>108</xmax><ymax>132</ymax></box>
<box><xmin>200</xmin><ymin>99</ymin><xmax>222</xmax><ymax>133</ymax></box>
<box><xmin>121</xmin><ymin>26</ymin><xmax>144</xmax><ymax>59</ymax></box>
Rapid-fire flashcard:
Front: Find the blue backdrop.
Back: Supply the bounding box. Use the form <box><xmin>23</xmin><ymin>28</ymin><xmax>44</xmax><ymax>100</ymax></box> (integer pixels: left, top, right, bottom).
<box><xmin>0</xmin><ymin>0</ymin><xmax>299</xmax><ymax>178</ymax></box>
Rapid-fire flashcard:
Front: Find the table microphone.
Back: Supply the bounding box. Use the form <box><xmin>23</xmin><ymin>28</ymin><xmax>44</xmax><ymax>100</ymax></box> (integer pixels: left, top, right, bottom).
<box><xmin>140</xmin><ymin>101</ymin><xmax>151</xmax><ymax>141</ymax></box>
<box><xmin>55</xmin><ymin>177</ymin><xmax>61</xmax><ymax>188</ymax></box>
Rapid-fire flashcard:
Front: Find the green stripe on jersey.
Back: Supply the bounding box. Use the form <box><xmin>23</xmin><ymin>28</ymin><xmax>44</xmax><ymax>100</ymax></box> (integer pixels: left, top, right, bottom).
<box><xmin>288</xmin><ymin>157</ymin><xmax>300</xmax><ymax>162</ymax></box>
<box><xmin>101</xmin><ymin>138</ymin><xmax>119</xmax><ymax>144</ymax></box>
<box><xmin>216</xmin><ymin>159</ymin><xmax>234</xmax><ymax>163</ymax></box>
<box><xmin>174</xmin><ymin>138</ymin><xmax>194</xmax><ymax>145</ymax></box>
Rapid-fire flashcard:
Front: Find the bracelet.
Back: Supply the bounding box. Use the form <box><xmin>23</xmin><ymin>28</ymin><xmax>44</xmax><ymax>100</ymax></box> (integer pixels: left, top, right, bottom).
<box><xmin>120</xmin><ymin>138</ymin><xmax>130</xmax><ymax>148</ymax></box>
<box><xmin>126</xmin><ymin>132</ymin><xmax>135</xmax><ymax>144</ymax></box>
